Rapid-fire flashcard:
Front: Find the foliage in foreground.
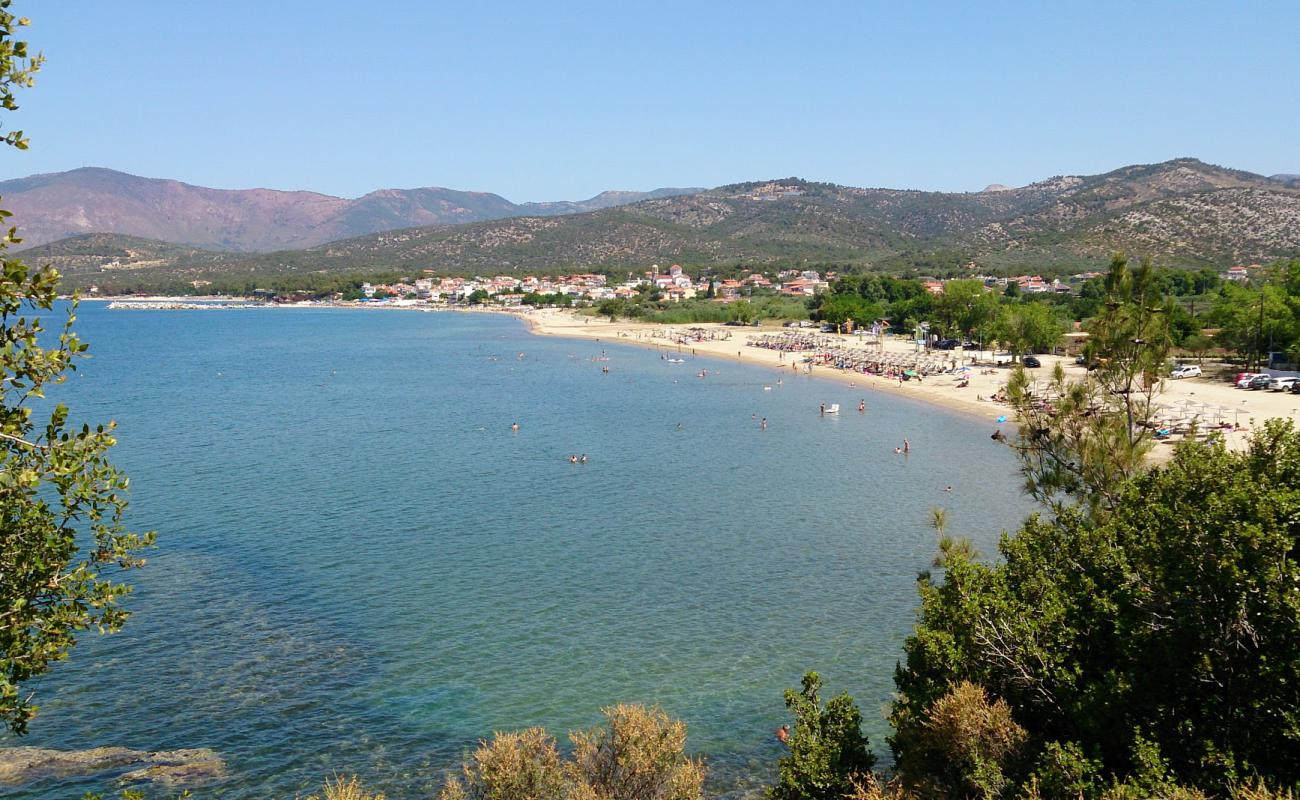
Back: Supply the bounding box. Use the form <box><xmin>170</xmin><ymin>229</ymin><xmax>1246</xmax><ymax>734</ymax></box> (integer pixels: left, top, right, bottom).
<box><xmin>307</xmin><ymin>775</ymin><xmax>387</xmax><ymax>800</ymax></box>
<box><xmin>891</xmin><ymin>421</ymin><xmax>1300</xmax><ymax>796</ymax></box>
<box><xmin>437</xmin><ymin>704</ymin><xmax>704</xmax><ymax>800</ymax></box>
<box><xmin>770</xmin><ymin>671</ymin><xmax>876</xmax><ymax>800</ymax></box>
<box><xmin>0</xmin><ymin>0</ymin><xmax>153</xmax><ymax>735</ymax></box>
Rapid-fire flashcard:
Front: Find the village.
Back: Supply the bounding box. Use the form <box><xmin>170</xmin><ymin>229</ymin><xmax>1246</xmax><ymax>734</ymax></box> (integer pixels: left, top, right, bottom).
<box><xmin>331</xmin><ymin>261</ymin><xmax>1262</xmax><ymax>307</ymax></box>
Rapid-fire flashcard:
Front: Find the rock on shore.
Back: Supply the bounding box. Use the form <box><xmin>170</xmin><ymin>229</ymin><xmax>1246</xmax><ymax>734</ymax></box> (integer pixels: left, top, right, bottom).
<box><xmin>0</xmin><ymin>745</ymin><xmax>225</xmax><ymax>787</ymax></box>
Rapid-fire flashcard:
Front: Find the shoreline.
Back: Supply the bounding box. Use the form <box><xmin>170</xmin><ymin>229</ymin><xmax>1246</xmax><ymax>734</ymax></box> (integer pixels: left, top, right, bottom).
<box><xmin>91</xmin><ymin>300</ymin><xmax>1294</xmax><ymax>447</ymax></box>
<box><xmin>515</xmin><ymin>309</ymin><xmax>1003</xmax><ymax>423</ymax></box>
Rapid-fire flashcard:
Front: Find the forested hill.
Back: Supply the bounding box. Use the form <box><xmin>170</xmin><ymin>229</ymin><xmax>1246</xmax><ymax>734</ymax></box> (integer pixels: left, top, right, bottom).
<box><xmin>23</xmin><ymin>158</ymin><xmax>1300</xmax><ymax>291</ymax></box>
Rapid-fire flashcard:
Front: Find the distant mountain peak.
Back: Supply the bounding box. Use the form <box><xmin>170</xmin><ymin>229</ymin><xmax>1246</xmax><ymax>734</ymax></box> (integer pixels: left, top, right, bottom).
<box><xmin>0</xmin><ymin>168</ymin><xmax>705</xmax><ymax>251</ymax></box>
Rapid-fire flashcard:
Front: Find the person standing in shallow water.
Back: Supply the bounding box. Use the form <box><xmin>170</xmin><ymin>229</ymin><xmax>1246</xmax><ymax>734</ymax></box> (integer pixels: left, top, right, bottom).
<box><xmin>776</xmin><ymin>724</ymin><xmax>790</xmax><ymax>744</ymax></box>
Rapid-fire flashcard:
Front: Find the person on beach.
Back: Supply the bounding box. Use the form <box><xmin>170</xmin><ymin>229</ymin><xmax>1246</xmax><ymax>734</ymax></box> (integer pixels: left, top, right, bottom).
<box><xmin>776</xmin><ymin>724</ymin><xmax>790</xmax><ymax>745</ymax></box>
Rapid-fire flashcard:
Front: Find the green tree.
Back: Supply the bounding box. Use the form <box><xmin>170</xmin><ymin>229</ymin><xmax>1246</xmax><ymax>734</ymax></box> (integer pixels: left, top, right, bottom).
<box><xmin>1209</xmin><ymin>282</ymin><xmax>1294</xmax><ymax>370</ymax></box>
<box><xmin>770</xmin><ymin>672</ymin><xmax>876</xmax><ymax>800</ymax></box>
<box><xmin>598</xmin><ymin>298</ymin><xmax>627</xmax><ymax>322</ymax></box>
<box><xmin>892</xmin><ymin>421</ymin><xmax>1300</xmax><ymax>796</ymax></box>
<box><xmin>729</xmin><ymin>300</ymin><xmax>757</xmax><ymax>324</ymax></box>
<box><xmin>1181</xmin><ymin>333</ymin><xmax>1213</xmax><ymax>364</ymax></box>
<box><xmin>1005</xmin><ymin>256</ymin><xmax>1173</xmax><ymax>516</ymax></box>
<box><xmin>991</xmin><ymin>302</ymin><xmax>1062</xmax><ymax>361</ymax></box>
<box><xmin>933</xmin><ymin>280</ymin><xmax>997</xmax><ymax>340</ymax></box>
<box><xmin>0</xmin><ymin>3</ymin><xmax>154</xmax><ymax>735</ymax></box>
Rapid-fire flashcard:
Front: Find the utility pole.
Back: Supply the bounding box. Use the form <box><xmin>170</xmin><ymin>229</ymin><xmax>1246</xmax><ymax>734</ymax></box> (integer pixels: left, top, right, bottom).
<box><xmin>1256</xmin><ymin>290</ymin><xmax>1265</xmax><ymax>372</ymax></box>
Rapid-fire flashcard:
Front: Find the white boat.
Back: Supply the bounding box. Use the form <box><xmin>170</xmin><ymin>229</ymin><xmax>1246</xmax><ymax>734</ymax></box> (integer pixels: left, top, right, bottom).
<box><xmin>825</xmin><ymin>404</ymin><xmax>840</xmax><ymax>414</ymax></box>
<box><xmin>667</xmin><ymin>358</ymin><xmax>684</xmax><ymax>363</ymax></box>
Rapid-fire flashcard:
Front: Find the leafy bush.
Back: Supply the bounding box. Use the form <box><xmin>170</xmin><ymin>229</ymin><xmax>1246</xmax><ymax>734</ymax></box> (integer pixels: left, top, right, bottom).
<box><xmin>892</xmin><ymin>421</ymin><xmax>1300</xmax><ymax>795</ymax></box>
<box><xmin>770</xmin><ymin>672</ymin><xmax>876</xmax><ymax>800</ymax></box>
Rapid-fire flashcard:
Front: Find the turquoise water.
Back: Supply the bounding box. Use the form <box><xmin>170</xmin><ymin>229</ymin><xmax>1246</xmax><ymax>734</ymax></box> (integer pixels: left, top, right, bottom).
<box><xmin>5</xmin><ymin>306</ymin><xmax>1030</xmax><ymax>798</ymax></box>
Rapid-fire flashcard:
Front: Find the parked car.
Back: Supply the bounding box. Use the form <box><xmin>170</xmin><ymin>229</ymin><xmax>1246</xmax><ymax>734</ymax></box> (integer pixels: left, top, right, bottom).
<box><xmin>1248</xmin><ymin>374</ymin><xmax>1273</xmax><ymax>390</ymax></box>
<box><xmin>934</xmin><ymin>338</ymin><xmax>961</xmax><ymax>350</ymax></box>
<box><xmin>1170</xmin><ymin>364</ymin><xmax>1202</xmax><ymax>379</ymax></box>
<box><xmin>1022</xmin><ymin>356</ymin><xmax>1042</xmax><ymax>368</ymax></box>
<box><xmin>1236</xmin><ymin>373</ymin><xmax>1264</xmax><ymax>388</ymax></box>
<box><xmin>1270</xmin><ymin>376</ymin><xmax>1298</xmax><ymax>392</ymax></box>
<box><xmin>1291</xmin><ymin>381</ymin><xmax>1300</xmax><ymax>395</ymax></box>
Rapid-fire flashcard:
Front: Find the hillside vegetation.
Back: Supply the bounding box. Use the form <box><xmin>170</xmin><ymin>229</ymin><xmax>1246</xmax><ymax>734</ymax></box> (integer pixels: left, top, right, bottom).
<box><xmin>19</xmin><ymin>158</ymin><xmax>1300</xmax><ymax>292</ymax></box>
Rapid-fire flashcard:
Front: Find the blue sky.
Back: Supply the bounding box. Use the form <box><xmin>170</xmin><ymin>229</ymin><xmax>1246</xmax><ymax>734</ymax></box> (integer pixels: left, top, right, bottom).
<box><xmin>2</xmin><ymin>1</ymin><xmax>1297</xmax><ymax>201</ymax></box>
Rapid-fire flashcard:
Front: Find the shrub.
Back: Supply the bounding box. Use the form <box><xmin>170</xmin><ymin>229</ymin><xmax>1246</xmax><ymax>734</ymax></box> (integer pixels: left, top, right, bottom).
<box><xmin>438</xmin><ymin>728</ymin><xmax>567</xmax><ymax>800</ymax></box>
<box><xmin>307</xmin><ymin>775</ymin><xmax>386</xmax><ymax>800</ymax></box>
<box><xmin>894</xmin><ymin>681</ymin><xmax>1026</xmax><ymax>798</ymax></box>
<box><xmin>770</xmin><ymin>672</ymin><xmax>876</xmax><ymax>800</ymax></box>
<box><xmin>570</xmin><ymin>704</ymin><xmax>705</xmax><ymax>800</ymax></box>
<box><xmin>436</xmin><ymin>706</ymin><xmax>702</xmax><ymax>800</ymax></box>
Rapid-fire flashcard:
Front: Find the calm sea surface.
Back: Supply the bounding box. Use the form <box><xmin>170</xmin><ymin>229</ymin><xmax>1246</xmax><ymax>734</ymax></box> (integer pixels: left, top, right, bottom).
<box><xmin>5</xmin><ymin>305</ymin><xmax>1031</xmax><ymax>798</ymax></box>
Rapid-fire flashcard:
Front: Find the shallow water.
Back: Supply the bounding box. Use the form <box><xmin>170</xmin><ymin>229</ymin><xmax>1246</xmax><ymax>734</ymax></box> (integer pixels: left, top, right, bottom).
<box><xmin>4</xmin><ymin>306</ymin><xmax>1031</xmax><ymax>798</ymax></box>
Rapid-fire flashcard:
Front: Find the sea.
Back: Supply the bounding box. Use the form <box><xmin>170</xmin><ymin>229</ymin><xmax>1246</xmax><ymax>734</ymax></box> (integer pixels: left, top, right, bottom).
<box><xmin>3</xmin><ymin>304</ymin><xmax>1031</xmax><ymax>798</ymax></box>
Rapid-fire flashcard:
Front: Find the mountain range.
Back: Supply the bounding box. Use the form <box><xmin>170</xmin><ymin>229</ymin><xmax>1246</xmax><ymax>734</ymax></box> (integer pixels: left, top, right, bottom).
<box><xmin>9</xmin><ymin>159</ymin><xmax>1300</xmax><ymax>291</ymax></box>
<box><xmin>0</xmin><ymin>167</ymin><xmax>702</xmax><ymax>251</ymax></box>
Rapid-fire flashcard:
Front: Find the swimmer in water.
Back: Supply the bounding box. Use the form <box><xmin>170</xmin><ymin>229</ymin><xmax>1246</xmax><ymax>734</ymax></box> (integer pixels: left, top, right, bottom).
<box><xmin>569</xmin><ymin>454</ymin><xmax>578</xmax><ymax>463</ymax></box>
<box><xmin>858</xmin><ymin>399</ymin><xmax>865</xmax><ymax>413</ymax></box>
<box><xmin>511</xmin><ymin>422</ymin><xmax>519</xmax><ymax>432</ymax></box>
<box><xmin>903</xmin><ymin>438</ymin><xmax>910</xmax><ymax>454</ymax></box>
<box><xmin>760</xmin><ymin>418</ymin><xmax>768</xmax><ymax>430</ymax></box>
<box><xmin>894</xmin><ymin>447</ymin><xmax>902</xmax><ymax>454</ymax></box>
<box><xmin>579</xmin><ymin>454</ymin><xmax>588</xmax><ymax>464</ymax></box>
<box><xmin>776</xmin><ymin>724</ymin><xmax>790</xmax><ymax>744</ymax></box>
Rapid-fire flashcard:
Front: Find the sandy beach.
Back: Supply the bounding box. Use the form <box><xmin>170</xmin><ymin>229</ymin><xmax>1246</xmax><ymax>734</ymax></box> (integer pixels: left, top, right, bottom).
<box><xmin>516</xmin><ymin>308</ymin><xmax>1300</xmax><ymax>453</ymax></box>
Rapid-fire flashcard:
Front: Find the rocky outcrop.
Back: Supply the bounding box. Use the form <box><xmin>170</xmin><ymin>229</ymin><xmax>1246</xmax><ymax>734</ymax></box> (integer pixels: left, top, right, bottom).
<box><xmin>0</xmin><ymin>745</ymin><xmax>225</xmax><ymax>787</ymax></box>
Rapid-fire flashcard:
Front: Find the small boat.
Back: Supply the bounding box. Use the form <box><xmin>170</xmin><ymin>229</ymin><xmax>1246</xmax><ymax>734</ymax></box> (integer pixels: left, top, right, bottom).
<box><xmin>825</xmin><ymin>404</ymin><xmax>840</xmax><ymax>414</ymax></box>
<box><xmin>667</xmin><ymin>358</ymin><xmax>685</xmax><ymax>363</ymax></box>
<box><xmin>763</xmin><ymin>386</ymin><xmax>772</xmax><ymax>391</ymax></box>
